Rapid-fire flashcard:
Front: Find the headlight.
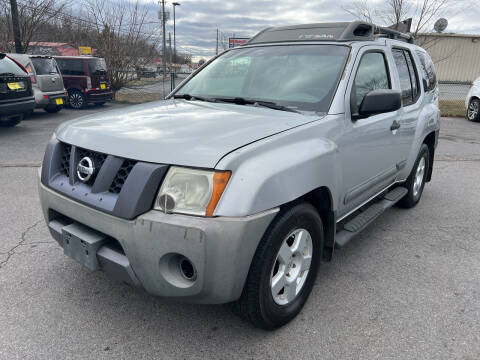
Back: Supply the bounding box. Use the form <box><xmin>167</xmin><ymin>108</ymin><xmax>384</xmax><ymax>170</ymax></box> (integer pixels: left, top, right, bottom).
<box><xmin>154</xmin><ymin>167</ymin><xmax>231</xmax><ymax>217</ymax></box>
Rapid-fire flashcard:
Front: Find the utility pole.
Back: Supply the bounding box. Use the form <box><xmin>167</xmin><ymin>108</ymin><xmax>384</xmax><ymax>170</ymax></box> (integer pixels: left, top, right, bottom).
<box><xmin>169</xmin><ymin>32</ymin><xmax>172</xmax><ymax>64</ymax></box>
<box><xmin>172</xmin><ymin>2</ymin><xmax>180</xmax><ymax>63</ymax></box>
<box><xmin>161</xmin><ymin>0</ymin><xmax>167</xmax><ymax>77</ymax></box>
<box><xmin>216</xmin><ymin>28</ymin><xmax>219</xmax><ymax>55</ymax></box>
<box><xmin>9</xmin><ymin>0</ymin><xmax>22</xmax><ymax>53</ymax></box>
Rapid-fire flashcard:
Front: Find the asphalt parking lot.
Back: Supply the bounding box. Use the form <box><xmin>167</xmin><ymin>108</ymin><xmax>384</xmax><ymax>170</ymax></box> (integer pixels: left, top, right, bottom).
<box><xmin>1</xmin><ymin>105</ymin><xmax>479</xmax><ymax>359</ymax></box>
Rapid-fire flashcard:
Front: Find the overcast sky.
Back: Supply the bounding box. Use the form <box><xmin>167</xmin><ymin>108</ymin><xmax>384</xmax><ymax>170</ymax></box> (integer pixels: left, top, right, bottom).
<box><xmin>150</xmin><ymin>0</ymin><xmax>480</xmax><ymax>60</ymax></box>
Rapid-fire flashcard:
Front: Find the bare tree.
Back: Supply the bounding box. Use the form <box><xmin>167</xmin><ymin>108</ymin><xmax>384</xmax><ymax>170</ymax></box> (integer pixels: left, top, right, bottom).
<box><xmin>342</xmin><ymin>0</ymin><xmax>458</xmax><ymax>37</ymax></box>
<box><xmin>82</xmin><ymin>0</ymin><xmax>160</xmax><ymax>92</ymax></box>
<box><xmin>0</xmin><ymin>0</ymin><xmax>69</xmax><ymax>53</ymax></box>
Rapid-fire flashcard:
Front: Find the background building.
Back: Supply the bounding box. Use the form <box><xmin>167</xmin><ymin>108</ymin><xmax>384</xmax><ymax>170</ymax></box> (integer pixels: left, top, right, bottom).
<box><xmin>418</xmin><ymin>33</ymin><xmax>480</xmax><ymax>83</ymax></box>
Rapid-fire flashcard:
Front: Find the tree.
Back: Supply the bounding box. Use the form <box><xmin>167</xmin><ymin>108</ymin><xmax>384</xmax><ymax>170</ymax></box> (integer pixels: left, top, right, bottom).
<box><xmin>0</xmin><ymin>0</ymin><xmax>69</xmax><ymax>53</ymax></box>
<box><xmin>83</xmin><ymin>0</ymin><xmax>160</xmax><ymax>92</ymax></box>
<box><xmin>342</xmin><ymin>0</ymin><xmax>459</xmax><ymax>37</ymax></box>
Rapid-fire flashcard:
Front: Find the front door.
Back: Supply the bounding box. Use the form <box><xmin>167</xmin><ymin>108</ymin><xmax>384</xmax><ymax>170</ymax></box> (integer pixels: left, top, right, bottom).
<box><xmin>338</xmin><ymin>47</ymin><xmax>402</xmax><ymax>218</ymax></box>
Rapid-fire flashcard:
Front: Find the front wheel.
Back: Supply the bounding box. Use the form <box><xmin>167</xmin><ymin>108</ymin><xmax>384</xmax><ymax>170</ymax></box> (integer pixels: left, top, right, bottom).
<box><xmin>398</xmin><ymin>144</ymin><xmax>430</xmax><ymax>208</ymax></box>
<box><xmin>234</xmin><ymin>202</ymin><xmax>323</xmax><ymax>330</ymax></box>
<box><xmin>467</xmin><ymin>98</ymin><xmax>480</xmax><ymax>122</ymax></box>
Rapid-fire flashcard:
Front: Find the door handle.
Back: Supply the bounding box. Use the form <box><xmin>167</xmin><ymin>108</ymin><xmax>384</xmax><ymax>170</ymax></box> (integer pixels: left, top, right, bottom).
<box><xmin>390</xmin><ymin>120</ymin><xmax>401</xmax><ymax>131</ymax></box>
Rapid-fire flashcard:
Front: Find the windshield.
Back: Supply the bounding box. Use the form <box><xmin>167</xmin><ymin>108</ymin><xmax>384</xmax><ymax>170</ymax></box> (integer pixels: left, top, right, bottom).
<box><xmin>88</xmin><ymin>58</ymin><xmax>107</xmax><ymax>74</ymax></box>
<box><xmin>31</xmin><ymin>57</ymin><xmax>58</xmax><ymax>75</ymax></box>
<box><xmin>175</xmin><ymin>45</ymin><xmax>350</xmax><ymax>112</ymax></box>
<box><xmin>0</xmin><ymin>56</ymin><xmax>27</xmax><ymax>76</ymax></box>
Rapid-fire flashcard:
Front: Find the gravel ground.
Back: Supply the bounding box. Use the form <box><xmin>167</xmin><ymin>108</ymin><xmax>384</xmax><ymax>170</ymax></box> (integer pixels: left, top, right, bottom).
<box><xmin>0</xmin><ymin>106</ymin><xmax>479</xmax><ymax>359</ymax></box>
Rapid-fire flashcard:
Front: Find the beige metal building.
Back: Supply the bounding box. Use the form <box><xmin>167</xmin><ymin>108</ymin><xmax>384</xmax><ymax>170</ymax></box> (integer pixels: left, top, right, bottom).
<box><xmin>417</xmin><ymin>33</ymin><xmax>480</xmax><ymax>83</ymax></box>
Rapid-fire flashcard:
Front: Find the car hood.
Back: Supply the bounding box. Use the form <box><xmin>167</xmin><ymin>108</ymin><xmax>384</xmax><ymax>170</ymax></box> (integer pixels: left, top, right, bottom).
<box><xmin>56</xmin><ymin>99</ymin><xmax>320</xmax><ymax>168</ymax></box>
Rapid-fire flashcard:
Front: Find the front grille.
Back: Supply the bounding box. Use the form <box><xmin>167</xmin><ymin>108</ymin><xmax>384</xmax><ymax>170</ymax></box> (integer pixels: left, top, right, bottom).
<box><xmin>77</xmin><ymin>147</ymin><xmax>107</xmax><ymax>185</ymax></box>
<box><xmin>60</xmin><ymin>143</ymin><xmax>71</xmax><ymax>176</ymax></box>
<box><xmin>109</xmin><ymin>159</ymin><xmax>136</xmax><ymax>194</ymax></box>
<box><xmin>58</xmin><ymin>142</ymin><xmax>136</xmax><ymax>194</ymax></box>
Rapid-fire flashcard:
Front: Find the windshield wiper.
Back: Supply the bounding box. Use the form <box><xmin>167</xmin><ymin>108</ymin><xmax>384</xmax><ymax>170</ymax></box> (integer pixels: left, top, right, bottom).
<box><xmin>0</xmin><ymin>72</ymin><xmax>17</xmax><ymax>77</ymax></box>
<box><xmin>173</xmin><ymin>93</ymin><xmax>216</xmax><ymax>103</ymax></box>
<box><xmin>212</xmin><ymin>96</ymin><xmax>300</xmax><ymax>113</ymax></box>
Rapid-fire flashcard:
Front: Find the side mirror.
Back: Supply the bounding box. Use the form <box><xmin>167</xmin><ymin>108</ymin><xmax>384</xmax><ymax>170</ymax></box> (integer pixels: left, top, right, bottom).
<box><xmin>356</xmin><ymin>89</ymin><xmax>402</xmax><ymax>119</ymax></box>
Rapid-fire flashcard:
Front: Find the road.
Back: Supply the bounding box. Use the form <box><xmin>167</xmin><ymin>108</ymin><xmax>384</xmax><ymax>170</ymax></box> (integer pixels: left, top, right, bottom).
<box><xmin>1</xmin><ymin>105</ymin><xmax>479</xmax><ymax>359</ymax></box>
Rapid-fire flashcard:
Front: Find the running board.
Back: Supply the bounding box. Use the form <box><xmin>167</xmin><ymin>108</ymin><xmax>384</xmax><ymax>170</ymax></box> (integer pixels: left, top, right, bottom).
<box><xmin>334</xmin><ymin>187</ymin><xmax>408</xmax><ymax>249</ymax></box>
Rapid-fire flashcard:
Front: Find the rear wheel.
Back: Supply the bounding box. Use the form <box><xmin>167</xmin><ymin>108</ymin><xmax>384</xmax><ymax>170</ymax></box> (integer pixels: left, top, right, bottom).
<box><xmin>68</xmin><ymin>90</ymin><xmax>86</xmax><ymax>109</ymax></box>
<box><xmin>467</xmin><ymin>98</ymin><xmax>480</xmax><ymax>122</ymax></box>
<box><xmin>234</xmin><ymin>202</ymin><xmax>323</xmax><ymax>330</ymax></box>
<box><xmin>44</xmin><ymin>105</ymin><xmax>62</xmax><ymax>113</ymax></box>
<box><xmin>0</xmin><ymin>113</ymin><xmax>23</xmax><ymax>127</ymax></box>
<box><xmin>398</xmin><ymin>144</ymin><xmax>430</xmax><ymax>208</ymax></box>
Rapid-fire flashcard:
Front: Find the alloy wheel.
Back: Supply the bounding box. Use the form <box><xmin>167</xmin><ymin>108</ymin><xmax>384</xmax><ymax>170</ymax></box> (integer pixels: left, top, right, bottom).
<box><xmin>270</xmin><ymin>228</ymin><xmax>313</xmax><ymax>305</ymax></box>
<box><xmin>69</xmin><ymin>92</ymin><xmax>84</xmax><ymax>109</ymax></box>
<box><xmin>413</xmin><ymin>156</ymin><xmax>426</xmax><ymax>198</ymax></box>
<box><xmin>468</xmin><ymin>100</ymin><xmax>479</xmax><ymax>120</ymax></box>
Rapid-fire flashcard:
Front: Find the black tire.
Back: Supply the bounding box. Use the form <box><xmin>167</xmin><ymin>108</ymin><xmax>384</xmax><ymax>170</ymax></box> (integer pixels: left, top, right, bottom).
<box><xmin>467</xmin><ymin>98</ymin><xmax>480</xmax><ymax>122</ymax></box>
<box><xmin>234</xmin><ymin>202</ymin><xmax>324</xmax><ymax>330</ymax></box>
<box><xmin>0</xmin><ymin>113</ymin><xmax>23</xmax><ymax>127</ymax></box>
<box><xmin>397</xmin><ymin>144</ymin><xmax>430</xmax><ymax>208</ymax></box>
<box><xmin>44</xmin><ymin>105</ymin><xmax>62</xmax><ymax>113</ymax></box>
<box><xmin>68</xmin><ymin>90</ymin><xmax>86</xmax><ymax>109</ymax></box>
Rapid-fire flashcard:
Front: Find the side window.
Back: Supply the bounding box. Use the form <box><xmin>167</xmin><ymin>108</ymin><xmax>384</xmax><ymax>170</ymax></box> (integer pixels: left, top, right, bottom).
<box><xmin>351</xmin><ymin>52</ymin><xmax>390</xmax><ymax>113</ymax></box>
<box><xmin>56</xmin><ymin>59</ymin><xmax>85</xmax><ymax>76</ymax></box>
<box><xmin>404</xmin><ymin>51</ymin><xmax>419</xmax><ymax>101</ymax></box>
<box><xmin>415</xmin><ymin>50</ymin><xmax>437</xmax><ymax>92</ymax></box>
<box><xmin>392</xmin><ymin>49</ymin><xmax>414</xmax><ymax>106</ymax></box>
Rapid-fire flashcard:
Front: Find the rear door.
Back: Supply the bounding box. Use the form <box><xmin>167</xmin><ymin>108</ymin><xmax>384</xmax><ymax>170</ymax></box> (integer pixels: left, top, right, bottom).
<box><xmin>0</xmin><ymin>56</ymin><xmax>32</xmax><ymax>105</ymax></box>
<box><xmin>87</xmin><ymin>58</ymin><xmax>109</xmax><ymax>90</ymax></box>
<box><xmin>55</xmin><ymin>58</ymin><xmax>86</xmax><ymax>91</ymax></box>
<box><xmin>31</xmin><ymin>57</ymin><xmax>64</xmax><ymax>92</ymax></box>
<box><xmin>389</xmin><ymin>48</ymin><xmax>422</xmax><ymax>169</ymax></box>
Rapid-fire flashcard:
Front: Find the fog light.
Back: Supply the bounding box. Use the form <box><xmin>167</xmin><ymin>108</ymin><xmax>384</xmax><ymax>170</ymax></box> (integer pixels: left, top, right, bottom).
<box><xmin>179</xmin><ymin>257</ymin><xmax>196</xmax><ymax>281</ymax></box>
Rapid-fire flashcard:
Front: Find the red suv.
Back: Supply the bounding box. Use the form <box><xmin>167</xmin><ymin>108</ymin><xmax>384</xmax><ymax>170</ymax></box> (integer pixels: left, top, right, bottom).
<box><xmin>54</xmin><ymin>56</ymin><xmax>113</xmax><ymax>109</ymax></box>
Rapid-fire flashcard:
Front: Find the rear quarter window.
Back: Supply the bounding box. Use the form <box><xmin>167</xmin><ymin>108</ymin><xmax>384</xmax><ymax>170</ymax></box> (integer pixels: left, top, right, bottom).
<box><xmin>415</xmin><ymin>50</ymin><xmax>437</xmax><ymax>92</ymax></box>
<box><xmin>31</xmin><ymin>58</ymin><xmax>59</xmax><ymax>75</ymax></box>
<box><xmin>0</xmin><ymin>56</ymin><xmax>27</xmax><ymax>76</ymax></box>
<box><xmin>56</xmin><ymin>59</ymin><xmax>85</xmax><ymax>76</ymax></box>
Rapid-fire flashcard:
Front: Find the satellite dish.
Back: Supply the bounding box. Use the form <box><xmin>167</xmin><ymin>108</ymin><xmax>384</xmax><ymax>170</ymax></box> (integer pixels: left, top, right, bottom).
<box><xmin>434</xmin><ymin>18</ymin><xmax>448</xmax><ymax>33</ymax></box>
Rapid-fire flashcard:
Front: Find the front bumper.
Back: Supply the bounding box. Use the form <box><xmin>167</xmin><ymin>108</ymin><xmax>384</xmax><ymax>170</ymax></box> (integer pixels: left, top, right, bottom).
<box><xmin>38</xmin><ymin>179</ymin><xmax>278</xmax><ymax>304</ymax></box>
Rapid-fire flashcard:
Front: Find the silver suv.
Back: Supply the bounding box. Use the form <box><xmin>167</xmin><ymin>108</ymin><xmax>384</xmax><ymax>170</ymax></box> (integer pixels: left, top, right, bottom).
<box><xmin>7</xmin><ymin>54</ymin><xmax>66</xmax><ymax>113</ymax></box>
<box><xmin>39</xmin><ymin>22</ymin><xmax>440</xmax><ymax>329</ymax></box>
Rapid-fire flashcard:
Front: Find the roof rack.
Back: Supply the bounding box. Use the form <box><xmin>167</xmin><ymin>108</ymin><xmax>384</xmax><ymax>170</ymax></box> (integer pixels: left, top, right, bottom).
<box><xmin>248</xmin><ymin>21</ymin><xmax>414</xmax><ymax>45</ymax></box>
<box><xmin>374</xmin><ymin>26</ymin><xmax>414</xmax><ymax>43</ymax></box>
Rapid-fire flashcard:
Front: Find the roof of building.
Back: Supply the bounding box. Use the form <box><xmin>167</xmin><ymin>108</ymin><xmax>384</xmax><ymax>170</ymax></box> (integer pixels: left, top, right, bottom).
<box><xmin>418</xmin><ymin>32</ymin><xmax>480</xmax><ymax>39</ymax></box>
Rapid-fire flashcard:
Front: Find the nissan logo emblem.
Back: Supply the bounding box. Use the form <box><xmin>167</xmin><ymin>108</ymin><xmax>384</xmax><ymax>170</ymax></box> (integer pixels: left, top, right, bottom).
<box><xmin>76</xmin><ymin>157</ymin><xmax>95</xmax><ymax>182</ymax></box>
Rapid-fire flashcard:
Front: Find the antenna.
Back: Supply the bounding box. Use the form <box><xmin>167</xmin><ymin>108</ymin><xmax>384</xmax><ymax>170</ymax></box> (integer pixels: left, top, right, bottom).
<box><xmin>434</xmin><ymin>18</ymin><xmax>448</xmax><ymax>33</ymax></box>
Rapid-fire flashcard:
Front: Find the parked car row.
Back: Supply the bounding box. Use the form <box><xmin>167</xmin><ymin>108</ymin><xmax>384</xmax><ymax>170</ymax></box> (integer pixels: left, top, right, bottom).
<box><xmin>0</xmin><ymin>54</ymin><xmax>113</xmax><ymax>126</ymax></box>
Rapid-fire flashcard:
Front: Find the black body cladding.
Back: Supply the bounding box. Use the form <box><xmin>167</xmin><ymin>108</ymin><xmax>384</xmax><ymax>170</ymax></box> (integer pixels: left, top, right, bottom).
<box><xmin>41</xmin><ymin>139</ymin><xmax>168</xmax><ymax>220</ymax></box>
